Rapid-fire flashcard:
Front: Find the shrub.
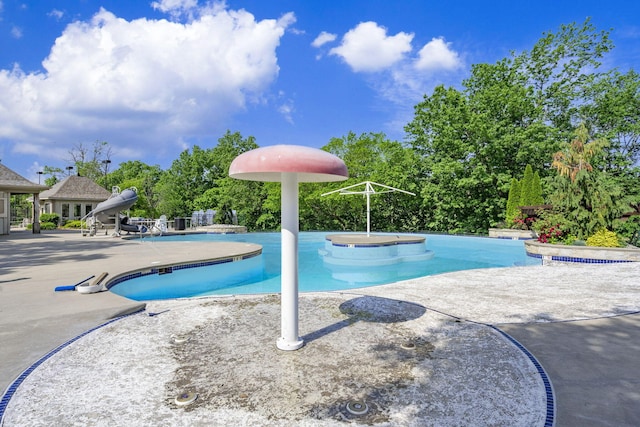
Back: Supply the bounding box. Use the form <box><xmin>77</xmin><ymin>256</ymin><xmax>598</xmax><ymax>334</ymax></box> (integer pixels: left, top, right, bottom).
<box><xmin>532</xmin><ymin>211</ymin><xmax>573</xmax><ymax>244</ymax></box>
<box><xmin>40</xmin><ymin>213</ymin><xmax>60</xmax><ymax>226</ymax></box>
<box><xmin>562</xmin><ymin>234</ymin><xmax>579</xmax><ymax>245</ymax></box>
<box><xmin>62</xmin><ymin>220</ymin><xmax>86</xmax><ymax>229</ymax></box>
<box><xmin>511</xmin><ymin>213</ymin><xmax>536</xmax><ymax>230</ymax></box>
<box><xmin>614</xmin><ymin>216</ymin><xmax>640</xmax><ymax>243</ymax></box>
<box><xmin>586</xmin><ymin>229</ymin><xmax>623</xmax><ymax>248</ymax></box>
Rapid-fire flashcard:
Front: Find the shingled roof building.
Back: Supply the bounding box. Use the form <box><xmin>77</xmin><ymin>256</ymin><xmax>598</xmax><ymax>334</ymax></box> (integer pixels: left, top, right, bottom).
<box><xmin>39</xmin><ymin>175</ymin><xmax>111</xmax><ymax>223</ymax></box>
<box><xmin>0</xmin><ymin>163</ymin><xmax>49</xmax><ymax>235</ymax></box>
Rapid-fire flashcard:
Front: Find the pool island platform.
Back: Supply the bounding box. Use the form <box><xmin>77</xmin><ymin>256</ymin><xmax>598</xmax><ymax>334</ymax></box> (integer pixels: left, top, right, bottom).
<box><xmin>325</xmin><ymin>233</ymin><xmax>426</xmax><ymax>246</ymax></box>
<box><xmin>320</xmin><ymin>233</ymin><xmax>435</xmax><ymax>266</ymax></box>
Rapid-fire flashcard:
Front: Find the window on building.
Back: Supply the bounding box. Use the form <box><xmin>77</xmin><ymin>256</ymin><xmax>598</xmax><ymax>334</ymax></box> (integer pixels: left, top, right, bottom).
<box><xmin>62</xmin><ymin>203</ymin><xmax>69</xmax><ymax>218</ymax></box>
<box><xmin>74</xmin><ymin>204</ymin><xmax>81</xmax><ymax>218</ymax></box>
<box><xmin>85</xmin><ymin>204</ymin><xmax>93</xmax><ymax>216</ymax></box>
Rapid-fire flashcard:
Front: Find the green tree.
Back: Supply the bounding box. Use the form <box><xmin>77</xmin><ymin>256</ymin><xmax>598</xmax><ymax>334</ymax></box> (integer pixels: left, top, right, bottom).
<box><xmin>201</xmin><ymin>131</ymin><xmax>263</xmax><ymax>228</ymax></box>
<box><xmin>406</xmin><ymin>84</ymin><xmax>522</xmax><ymax>233</ymax></box>
<box><xmin>155</xmin><ymin>145</ymin><xmax>216</xmax><ymax>218</ymax></box>
<box><xmin>108</xmin><ymin>161</ymin><xmax>164</xmax><ymax>218</ymax></box>
<box><xmin>582</xmin><ymin>69</ymin><xmax>640</xmax><ymax>211</ymax></box>
<box><xmin>505</xmin><ymin>178</ymin><xmax>521</xmax><ymax>224</ymax></box>
<box><xmin>532</xmin><ymin>171</ymin><xmax>544</xmax><ymax>205</ymax></box>
<box><xmin>519</xmin><ymin>164</ymin><xmax>544</xmax><ymax>206</ymax></box>
<box><xmin>9</xmin><ymin>194</ymin><xmax>31</xmax><ymax>223</ymax></box>
<box><xmin>42</xmin><ymin>166</ymin><xmax>63</xmax><ymax>186</ymax></box>
<box><xmin>548</xmin><ymin>125</ymin><xmax>631</xmax><ymax>239</ymax></box>
<box><xmin>67</xmin><ymin>140</ymin><xmax>113</xmax><ymax>181</ymax></box>
<box><xmin>551</xmin><ymin>123</ymin><xmax>608</xmax><ymax>182</ymax></box>
<box><xmin>520</xmin><ymin>18</ymin><xmax>613</xmax><ymax>132</ymax></box>
<box><xmin>519</xmin><ymin>164</ymin><xmax>535</xmax><ymax>206</ymax></box>
<box><xmin>585</xmin><ymin>70</ymin><xmax>640</xmax><ymax>170</ymax></box>
<box><xmin>309</xmin><ymin>132</ymin><xmax>426</xmax><ymax>232</ymax></box>
<box><xmin>253</xmin><ymin>182</ymin><xmax>281</xmax><ymax>230</ymax></box>
<box><xmin>405</xmin><ymin>19</ymin><xmax>615</xmax><ymax>233</ymax></box>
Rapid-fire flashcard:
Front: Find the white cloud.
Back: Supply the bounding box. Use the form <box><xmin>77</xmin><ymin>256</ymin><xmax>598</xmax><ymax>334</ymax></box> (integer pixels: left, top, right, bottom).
<box><xmin>28</xmin><ymin>161</ymin><xmax>45</xmax><ymax>183</ymax></box>
<box><xmin>10</xmin><ymin>25</ymin><xmax>22</xmax><ymax>39</ymax></box>
<box><xmin>0</xmin><ymin>5</ymin><xmax>293</xmax><ymax>163</ymax></box>
<box><xmin>311</xmin><ymin>31</ymin><xmax>336</xmax><ymax>48</ymax></box>
<box><xmin>415</xmin><ymin>37</ymin><xmax>462</xmax><ymax>71</ymax></box>
<box><xmin>151</xmin><ymin>0</ymin><xmax>198</xmax><ymax>19</ymax></box>
<box><xmin>277</xmin><ymin>11</ymin><xmax>296</xmax><ymax>29</ymax></box>
<box><xmin>278</xmin><ymin>102</ymin><xmax>294</xmax><ymax>124</ymax></box>
<box><xmin>329</xmin><ymin>21</ymin><xmax>413</xmax><ymax>72</ymax></box>
<box><xmin>48</xmin><ymin>9</ymin><xmax>65</xmax><ymax>20</ymax></box>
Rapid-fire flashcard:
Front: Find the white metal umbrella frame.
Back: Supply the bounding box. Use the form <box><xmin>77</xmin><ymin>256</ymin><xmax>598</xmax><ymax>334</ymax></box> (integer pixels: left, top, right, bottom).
<box><xmin>322</xmin><ymin>181</ymin><xmax>415</xmax><ymax>236</ymax></box>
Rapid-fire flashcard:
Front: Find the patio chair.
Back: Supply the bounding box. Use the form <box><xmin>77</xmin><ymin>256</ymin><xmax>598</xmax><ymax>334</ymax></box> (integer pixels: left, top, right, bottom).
<box><xmin>152</xmin><ymin>215</ymin><xmax>168</xmax><ymax>235</ymax></box>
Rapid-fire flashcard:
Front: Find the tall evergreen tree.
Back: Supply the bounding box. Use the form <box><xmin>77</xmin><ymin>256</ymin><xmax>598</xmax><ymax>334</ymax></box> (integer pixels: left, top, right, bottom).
<box><xmin>506</xmin><ymin>178</ymin><xmax>521</xmax><ymax>224</ymax></box>
<box><xmin>532</xmin><ymin>171</ymin><xmax>544</xmax><ymax>205</ymax></box>
<box><xmin>519</xmin><ymin>164</ymin><xmax>536</xmax><ymax>206</ymax></box>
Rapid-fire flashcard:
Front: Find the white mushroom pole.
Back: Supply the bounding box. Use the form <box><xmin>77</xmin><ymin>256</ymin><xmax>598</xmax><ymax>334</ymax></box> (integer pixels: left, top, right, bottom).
<box><xmin>278</xmin><ymin>172</ymin><xmax>303</xmax><ymax>350</ymax></box>
<box><xmin>229</xmin><ymin>145</ymin><xmax>348</xmax><ymax>351</ymax></box>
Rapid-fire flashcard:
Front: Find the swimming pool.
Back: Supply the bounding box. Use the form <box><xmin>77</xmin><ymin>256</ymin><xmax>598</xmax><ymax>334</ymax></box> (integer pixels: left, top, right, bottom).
<box><xmin>109</xmin><ymin>232</ymin><xmax>540</xmax><ymax>300</ymax></box>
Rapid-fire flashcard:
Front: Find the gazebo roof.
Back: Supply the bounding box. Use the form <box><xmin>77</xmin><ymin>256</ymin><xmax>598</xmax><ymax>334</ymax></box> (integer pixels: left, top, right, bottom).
<box><xmin>0</xmin><ymin>163</ymin><xmax>49</xmax><ymax>193</ymax></box>
<box><xmin>39</xmin><ymin>175</ymin><xmax>111</xmax><ymax>201</ymax></box>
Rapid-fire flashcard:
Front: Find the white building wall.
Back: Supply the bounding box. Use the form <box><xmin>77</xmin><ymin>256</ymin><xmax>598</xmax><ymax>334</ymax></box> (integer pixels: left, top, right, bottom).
<box><xmin>0</xmin><ymin>191</ymin><xmax>8</xmax><ymax>235</ymax></box>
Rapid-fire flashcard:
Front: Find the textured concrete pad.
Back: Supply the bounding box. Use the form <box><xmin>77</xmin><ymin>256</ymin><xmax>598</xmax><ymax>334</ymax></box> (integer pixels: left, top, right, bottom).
<box><xmin>2</xmin><ymin>294</ymin><xmax>546</xmax><ymax>426</ymax></box>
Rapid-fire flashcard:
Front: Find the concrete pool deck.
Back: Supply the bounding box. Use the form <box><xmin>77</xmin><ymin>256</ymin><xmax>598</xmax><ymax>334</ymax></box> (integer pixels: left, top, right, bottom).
<box><xmin>1</xmin><ymin>230</ymin><xmax>639</xmax><ymax>426</ymax></box>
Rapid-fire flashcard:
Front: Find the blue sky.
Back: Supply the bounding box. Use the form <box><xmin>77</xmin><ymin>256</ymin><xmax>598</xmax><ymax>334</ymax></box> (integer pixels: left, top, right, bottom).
<box><xmin>1</xmin><ymin>0</ymin><xmax>639</xmax><ymax>182</ymax></box>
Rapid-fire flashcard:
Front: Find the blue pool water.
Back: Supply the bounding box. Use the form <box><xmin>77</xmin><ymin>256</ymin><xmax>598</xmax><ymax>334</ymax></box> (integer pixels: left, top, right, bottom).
<box><xmin>110</xmin><ymin>232</ymin><xmax>541</xmax><ymax>301</ymax></box>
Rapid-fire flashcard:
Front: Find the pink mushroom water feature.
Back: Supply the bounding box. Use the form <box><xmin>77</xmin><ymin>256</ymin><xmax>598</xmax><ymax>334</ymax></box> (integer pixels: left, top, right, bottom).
<box><xmin>229</xmin><ymin>145</ymin><xmax>348</xmax><ymax>350</ymax></box>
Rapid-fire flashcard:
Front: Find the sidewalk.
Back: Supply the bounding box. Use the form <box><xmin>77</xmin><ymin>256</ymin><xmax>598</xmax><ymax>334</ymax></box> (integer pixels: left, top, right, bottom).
<box><xmin>501</xmin><ymin>314</ymin><xmax>640</xmax><ymax>426</ymax></box>
<box><xmin>0</xmin><ymin>229</ymin><xmax>260</xmax><ymax>392</ymax></box>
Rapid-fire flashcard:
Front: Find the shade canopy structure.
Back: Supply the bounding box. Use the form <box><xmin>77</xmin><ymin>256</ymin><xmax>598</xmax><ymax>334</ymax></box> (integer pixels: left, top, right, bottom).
<box><xmin>322</xmin><ymin>181</ymin><xmax>415</xmax><ymax>236</ymax></box>
<box><xmin>229</xmin><ymin>145</ymin><xmax>348</xmax><ymax>351</ymax></box>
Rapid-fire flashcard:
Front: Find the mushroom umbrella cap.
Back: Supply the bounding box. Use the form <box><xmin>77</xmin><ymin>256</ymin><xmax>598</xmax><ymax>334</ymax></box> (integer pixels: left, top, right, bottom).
<box><xmin>229</xmin><ymin>145</ymin><xmax>348</xmax><ymax>182</ymax></box>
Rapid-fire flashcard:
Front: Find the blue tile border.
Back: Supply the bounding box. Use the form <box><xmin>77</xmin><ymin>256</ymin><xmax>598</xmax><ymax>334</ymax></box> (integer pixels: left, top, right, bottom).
<box><xmin>0</xmin><ymin>309</ymin><xmax>144</xmax><ymax>424</ymax></box>
<box><xmin>105</xmin><ymin>250</ymin><xmax>262</xmax><ymax>290</ymax></box>
<box><xmin>327</xmin><ymin>239</ymin><xmax>425</xmax><ymax>248</ymax></box>
<box><xmin>496</xmin><ymin>236</ymin><xmax>535</xmax><ymax>240</ymax></box>
<box><xmin>527</xmin><ymin>252</ymin><xmax>633</xmax><ymax>264</ymax></box>
<box><xmin>490</xmin><ymin>325</ymin><xmax>555</xmax><ymax>427</ymax></box>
